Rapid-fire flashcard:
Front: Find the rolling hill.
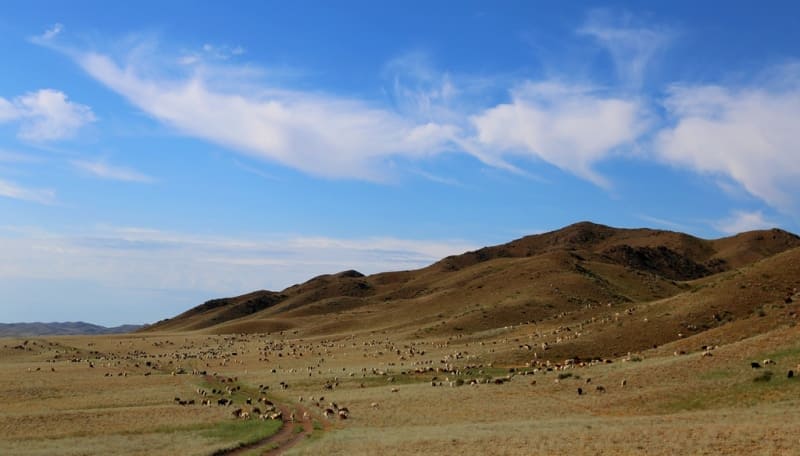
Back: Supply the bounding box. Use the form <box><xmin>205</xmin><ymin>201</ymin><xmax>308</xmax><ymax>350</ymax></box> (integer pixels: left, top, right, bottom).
<box><xmin>0</xmin><ymin>322</ymin><xmax>143</xmax><ymax>337</ymax></box>
<box><xmin>145</xmin><ymin>221</ymin><xmax>800</xmax><ymax>360</ymax></box>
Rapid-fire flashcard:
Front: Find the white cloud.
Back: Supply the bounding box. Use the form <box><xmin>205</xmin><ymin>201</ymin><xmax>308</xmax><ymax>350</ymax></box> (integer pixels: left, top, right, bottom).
<box><xmin>0</xmin><ymin>226</ymin><xmax>477</xmax><ymax>295</ymax></box>
<box><xmin>0</xmin><ymin>89</ymin><xmax>95</xmax><ymax>141</ymax></box>
<box><xmin>0</xmin><ymin>97</ymin><xmax>19</xmax><ymax>121</ymax></box>
<box><xmin>40</xmin><ymin>23</ymin><xmax>64</xmax><ymax>41</ymax></box>
<box><xmin>636</xmin><ymin>214</ymin><xmax>690</xmax><ymax>231</ymax></box>
<box><xmin>578</xmin><ymin>10</ymin><xmax>673</xmax><ymax>87</ymax></box>
<box><xmin>72</xmin><ymin>160</ymin><xmax>154</xmax><ymax>183</ymax></box>
<box><xmin>0</xmin><ymin>178</ymin><xmax>55</xmax><ymax>204</ymax></box>
<box><xmin>384</xmin><ymin>52</ymin><xmax>462</xmax><ymax>123</ymax></box>
<box><xmin>656</xmin><ymin>71</ymin><xmax>800</xmax><ymax>212</ymax></box>
<box><xmin>468</xmin><ymin>81</ymin><xmax>648</xmax><ymax>187</ymax></box>
<box><xmin>713</xmin><ymin>210</ymin><xmax>774</xmax><ymax>235</ymax></box>
<box><xmin>73</xmin><ymin>51</ymin><xmax>458</xmax><ymax>180</ymax></box>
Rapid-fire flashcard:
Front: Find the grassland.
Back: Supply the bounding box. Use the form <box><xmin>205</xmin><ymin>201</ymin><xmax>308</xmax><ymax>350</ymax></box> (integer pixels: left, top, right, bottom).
<box><xmin>1</xmin><ymin>316</ymin><xmax>799</xmax><ymax>455</ymax></box>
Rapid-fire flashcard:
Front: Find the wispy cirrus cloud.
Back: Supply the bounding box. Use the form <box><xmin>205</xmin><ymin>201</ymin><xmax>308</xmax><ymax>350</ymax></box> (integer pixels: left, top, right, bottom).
<box><xmin>0</xmin><ymin>178</ymin><xmax>55</xmax><ymax>204</ymax></box>
<box><xmin>72</xmin><ymin>159</ymin><xmax>155</xmax><ymax>183</ymax></box>
<box><xmin>65</xmin><ymin>46</ymin><xmax>460</xmax><ymax>181</ymax></box>
<box><xmin>579</xmin><ymin>9</ymin><xmax>674</xmax><ymax>88</ymax></box>
<box><xmin>34</xmin><ymin>21</ymin><xmax>800</xmax><ymax>221</ymax></box>
<box><xmin>0</xmin><ymin>225</ymin><xmax>476</xmax><ymax>293</ymax></box>
<box><xmin>713</xmin><ymin>210</ymin><xmax>775</xmax><ymax>235</ymax></box>
<box><xmin>0</xmin><ymin>89</ymin><xmax>95</xmax><ymax>141</ymax></box>
<box><xmin>39</xmin><ymin>23</ymin><xmax>64</xmax><ymax>41</ymax></box>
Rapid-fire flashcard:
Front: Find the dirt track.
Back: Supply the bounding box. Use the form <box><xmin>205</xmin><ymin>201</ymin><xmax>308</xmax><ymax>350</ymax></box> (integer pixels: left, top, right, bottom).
<box><xmin>220</xmin><ymin>403</ymin><xmax>315</xmax><ymax>456</ymax></box>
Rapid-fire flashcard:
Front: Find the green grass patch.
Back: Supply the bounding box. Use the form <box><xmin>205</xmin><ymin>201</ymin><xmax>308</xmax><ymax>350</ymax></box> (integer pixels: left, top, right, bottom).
<box><xmin>698</xmin><ymin>369</ymin><xmax>734</xmax><ymax>381</ymax></box>
<box><xmin>762</xmin><ymin>345</ymin><xmax>800</xmax><ymax>362</ymax></box>
<box><xmin>662</xmin><ymin>368</ymin><xmax>800</xmax><ymax>413</ymax></box>
<box><xmin>202</xmin><ymin>419</ymin><xmax>282</xmax><ymax>445</ymax></box>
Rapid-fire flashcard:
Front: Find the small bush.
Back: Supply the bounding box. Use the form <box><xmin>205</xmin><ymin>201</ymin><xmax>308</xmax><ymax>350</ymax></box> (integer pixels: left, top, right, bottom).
<box><xmin>557</xmin><ymin>372</ymin><xmax>573</xmax><ymax>380</ymax></box>
<box><xmin>753</xmin><ymin>370</ymin><xmax>774</xmax><ymax>382</ymax></box>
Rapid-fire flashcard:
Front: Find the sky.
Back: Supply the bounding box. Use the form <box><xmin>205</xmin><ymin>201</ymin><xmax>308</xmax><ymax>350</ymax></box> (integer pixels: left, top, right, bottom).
<box><xmin>1</xmin><ymin>1</ymin><xmax>799</xmax><ymax>325</ymax></box>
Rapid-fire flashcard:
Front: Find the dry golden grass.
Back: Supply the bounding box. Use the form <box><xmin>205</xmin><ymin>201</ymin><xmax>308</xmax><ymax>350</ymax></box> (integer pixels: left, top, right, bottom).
<box><xmin>2</xmin><ymin>319</ymin><xmax>800</xmax><ymax>455</ymax></box>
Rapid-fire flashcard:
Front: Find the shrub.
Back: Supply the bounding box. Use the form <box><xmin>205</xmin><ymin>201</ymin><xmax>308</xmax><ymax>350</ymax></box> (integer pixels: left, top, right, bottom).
<box><xmin>753</xmin><ymin>370</ymin><xmax>774</xmax><ymax>382</ymax></box>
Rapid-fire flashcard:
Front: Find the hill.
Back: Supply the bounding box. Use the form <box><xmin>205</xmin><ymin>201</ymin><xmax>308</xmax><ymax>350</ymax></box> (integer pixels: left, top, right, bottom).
<box><xmin>0</xmin><ymin>322</ymin><xmax>143</xmax><ymax>337</ymax></box>
<box><xmin>145</xmin><ymin>221</ymin><xmax>800</xmax><ymax>358</ymax></box>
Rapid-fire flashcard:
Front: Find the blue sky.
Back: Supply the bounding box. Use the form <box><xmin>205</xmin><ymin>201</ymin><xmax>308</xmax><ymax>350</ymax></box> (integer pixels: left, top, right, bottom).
<box><xmin>2</xmin><ymin>1</ymin><xmax>799</xmax><ymax>325</ymax></box>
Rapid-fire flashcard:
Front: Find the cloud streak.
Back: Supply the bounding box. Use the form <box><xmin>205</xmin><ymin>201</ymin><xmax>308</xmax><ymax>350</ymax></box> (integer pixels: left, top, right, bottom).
<box><xmin>72</xmin><ymin>160</ymin><xmax>155</xmax><ymax>183</ymax></box>
<box><xmin>579</xmin><ymin>10</ymin><xmax>673</xmax><ymax>88</ymax></box>
<box><xmin>713</xmin><ymin>210</ymin><xmax>775</xmax><ymax>235</ymax></box>
<box><xmin>0</xmin><ymin>178</ymin><xmax>55</xmax><ymax>204</ymax></box>
<box><xmin>71</xmin><ymin>50</ymin><xmax>460</xmax><ymax>181</ymax></box>
<box><xmin>0</xmin><ymin>225</ymin><xmax>477</xmax><ymax>295</ymax></box>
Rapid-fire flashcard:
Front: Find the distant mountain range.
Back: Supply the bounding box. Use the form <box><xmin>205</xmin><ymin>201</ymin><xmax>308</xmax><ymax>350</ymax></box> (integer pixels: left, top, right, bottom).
<box><xmin>0</xmin><ymin>322</ymin><xmax>143</xmax><ymax>337</ymax></box>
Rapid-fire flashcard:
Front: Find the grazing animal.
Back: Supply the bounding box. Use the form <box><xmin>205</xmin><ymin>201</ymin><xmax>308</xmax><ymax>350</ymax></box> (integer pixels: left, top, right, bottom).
<box><xmin>595</xmin><ymin>385</ymin><xmax>606</xmax><ymax>393</ymax></box>
<box><xmin>751</xmin><ymin>362</ymin><xmax>762</xmax><ymax>369</ymax></box>
<box><xmin>788</xmin><ymin>370</ymin><xmax>795</xmax><ymax>379</ymax></box>
<box><xmin>338</xmin><ymin>409</ymin><xmax>349</xmax><ymax>419</ymax></box>
<box><xmin>324</xmin><ymin>408</ymin><xmax>335</xmax><ymax>419</ymax></box>
<box><xmin>391</xmin><ymin>387</ymin><xmax>399</xmax><ymax>393</ymax></box>
<box><xmin>577</xmin><ymin>387</ymin><xmax>583</xmax><ymax>395</ymax></box>
<box><xmin>620</xmin><ymin>379</ymin><xmax>627</xmax><ymax>387</ymax></box>
<box><xmin>763</xmin><ymin>359</ymin><xmax>776</xmax><ymax>365</ymax></box>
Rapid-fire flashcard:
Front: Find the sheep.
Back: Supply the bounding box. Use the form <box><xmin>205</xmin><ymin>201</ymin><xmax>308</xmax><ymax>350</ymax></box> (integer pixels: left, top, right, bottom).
<box><xmin>763</xmin><ymin>359</ymin><xmax>776</xmax><ymax>365</ymax></box>
<box><xmin>595</xmin><ymin>385</ymin><xmax>606</xmax><ymax>393</ymax></box>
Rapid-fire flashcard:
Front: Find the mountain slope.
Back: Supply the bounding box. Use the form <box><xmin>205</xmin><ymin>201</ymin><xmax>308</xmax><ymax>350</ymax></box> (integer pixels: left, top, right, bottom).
<box><xmin>145</xmin><ymin>222</ymin><xmax>800</xmax><ymax>341</ymax></box>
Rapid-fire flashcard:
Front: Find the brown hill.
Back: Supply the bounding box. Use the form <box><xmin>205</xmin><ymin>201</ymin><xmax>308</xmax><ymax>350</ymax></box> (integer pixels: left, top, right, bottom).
<box><xmin>145</xmin><ymin>222</ymin><xmax>800</xmax><ymax>356</ymax></box>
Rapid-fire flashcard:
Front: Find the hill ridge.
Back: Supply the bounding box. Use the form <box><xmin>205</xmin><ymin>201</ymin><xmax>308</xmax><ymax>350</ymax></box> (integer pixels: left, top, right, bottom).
<box><xmin>145</xmin><ymin>222</ymin><xmax>800</xmax><ymax>340</ymax></box>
